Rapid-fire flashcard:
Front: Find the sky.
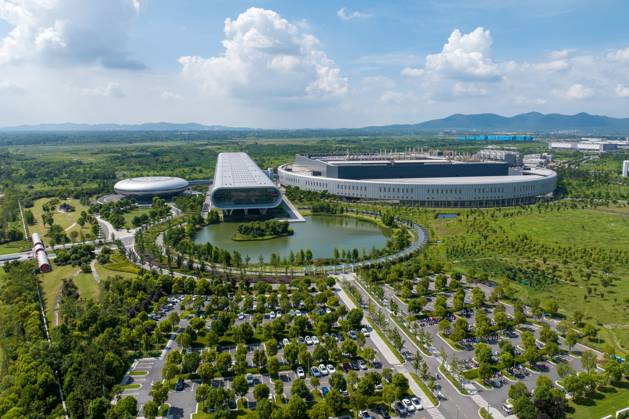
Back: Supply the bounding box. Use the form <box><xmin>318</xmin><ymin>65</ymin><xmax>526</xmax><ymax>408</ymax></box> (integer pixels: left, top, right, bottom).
<box><xmin>0</xmin><ymin>0</ymin><xmax>628</xmax><ymax>128</ymax></box>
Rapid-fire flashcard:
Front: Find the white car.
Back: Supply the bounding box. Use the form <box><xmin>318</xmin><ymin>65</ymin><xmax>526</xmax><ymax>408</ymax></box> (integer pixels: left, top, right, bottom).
<box><xmin>358</xmin><ymin>360</ymin><xmax>368</xmax><ymax>370</ymax></box>
<box><xmin>276</xmin><ymin>310</ymin><xmax>282</xmax><ymax>318</ymax></box>
<box><xmin>269</xmin><ymin>312</ymin><xmax>276</xmax><ymax>319</ymax></box>
<box><xmin>310</xmin><ymin>367</ymin><xmax>321</xmax><ymax>377</ymax></box>
<box><xmin>238</xmin><ymin>313</ymin><xmax>245</xmax><ymax>320</ymax></box>
<box><xmin>282</xmin><ymin>338</ymin><xmax>290</xmax><ymax>346</ymax></box>
<box><xmin>326</xmin><ymin>364</ymin><xmax>336</xmax><ymax>374</ymax></box>
<box><xmin>311</xmin><ymin>336</ymin><xmax>320</xmax><ymax>345</ymax></box>
<box><xmin>296</xmin><ymin>367</ymin><xmax>305</xmax><ymax>379</ymax></box>
<box><xmin>305</xmin><ymin>336</ymin><xmax>313</xmax><ymax>345</ymax></box>
<box><xmin>402</xmin><ymin>398</ymin><xmax>415</xmax><ymax>412</ymax></box>
<box><xmin>318</xmin><ymin>364</ymin><xmax>328</xmax><ymax>375</ymax></box>
<box><xmin>411</xmin><ymin>397</ymin><xmax>423</xmax><ymax>410</ymax></box>
<box><xmin>361</xmin><ymin>327</ymin><xmax>370</xmax><ymax>337</ymax></box>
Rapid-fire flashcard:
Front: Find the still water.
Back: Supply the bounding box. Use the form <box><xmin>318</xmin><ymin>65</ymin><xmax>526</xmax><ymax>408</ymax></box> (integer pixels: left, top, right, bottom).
<box><xmin>193</xmin><ymin>215</ymin><xmax>389</xmax><ymax>262</ymax></box>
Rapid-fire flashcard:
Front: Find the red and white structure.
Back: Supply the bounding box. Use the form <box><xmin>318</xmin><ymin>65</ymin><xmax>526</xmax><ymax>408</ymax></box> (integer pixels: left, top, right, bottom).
<box><xmin>31</xmin><ymin>233</ymin><xmax>51</xmax><ymax>273</ymax></box>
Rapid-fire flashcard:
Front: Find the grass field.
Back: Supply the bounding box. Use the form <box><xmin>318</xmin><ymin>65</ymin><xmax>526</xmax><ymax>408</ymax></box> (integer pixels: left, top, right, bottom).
<box><xmin>492</xmin><ymin>206</ymin><xmax>629</xmax><ymax>250</ymax></box>
<box><xmin>570</xmin><ymin>381</ymin><xmax>629</xmax><ymax>419</ymax></box>
<box><xmin>0</xmin><ymin>240</ymin><xmax>30</xmax><ymax>255</ymax></box>
<box><xmin>40</xmin><ymin>265</ymin><xmax>79</xmax><ymax>322</ymax></box>
<box><xmin>94</xmin><ymin>261</ymin><xmax>137</xmax><ymax>281</ymax></box>
<box><xmin>122</xmin><ymin>207</ymin><xmax>152</xmax><ymax>229</ymax></box>
<box><xmin>27</xmin><ymin>197</ymin><xmax>91</xmax><ymax>239</ymax></box>
<box><xmin>428</xmin><ymin>204</ymin><xmax>629</xmax><ymax>355</ymax></box>
<box><xmin>73</xmin><ymin>272</ymin><xmax>101</xmax><ymax>301</ymax></box>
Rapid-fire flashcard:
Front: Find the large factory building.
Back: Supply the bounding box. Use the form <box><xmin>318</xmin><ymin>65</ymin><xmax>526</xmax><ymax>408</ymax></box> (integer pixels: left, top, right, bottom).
<box><xmin>279</xmin><ymin>154</ymin><xmax>557</xmax><ymax>207</ymax></box>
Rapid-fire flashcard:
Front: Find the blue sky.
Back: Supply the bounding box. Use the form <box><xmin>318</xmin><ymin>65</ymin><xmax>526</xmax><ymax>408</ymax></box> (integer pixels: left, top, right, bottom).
<box><xmin>0</xmin><ymin>0</ymin><xmax>628</xmax><ymax>127</ymax></box>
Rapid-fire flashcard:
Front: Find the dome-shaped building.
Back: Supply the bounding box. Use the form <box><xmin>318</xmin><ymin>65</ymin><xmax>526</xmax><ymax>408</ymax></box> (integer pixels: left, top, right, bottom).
<box><xmin>114</xmin><ymin>176</ymin><xmax>189</xmax><ymax>198</ymax></box>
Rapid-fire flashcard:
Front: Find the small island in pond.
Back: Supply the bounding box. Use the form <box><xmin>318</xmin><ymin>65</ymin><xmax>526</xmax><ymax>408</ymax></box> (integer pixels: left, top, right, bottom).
<box><xmin>231</xmin><ymin>220</ymin><xmax>294</xmax><ymax>241</ymax></box>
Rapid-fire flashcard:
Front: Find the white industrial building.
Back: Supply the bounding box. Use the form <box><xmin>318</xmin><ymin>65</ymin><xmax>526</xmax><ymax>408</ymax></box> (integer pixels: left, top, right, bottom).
<box><xmin>210</xmin><ymin>152</ymin><xmax>283</xmax><ymax>214</ymax></box>
<box><xmin>623</xmin><ymin>160</ymin><xmax>629</xmax><ymax>178</ymax></box>
<box><xmin>279</xmin><ymin>154</ymin><xmax>557</xmax><ymax>207</ymax></box>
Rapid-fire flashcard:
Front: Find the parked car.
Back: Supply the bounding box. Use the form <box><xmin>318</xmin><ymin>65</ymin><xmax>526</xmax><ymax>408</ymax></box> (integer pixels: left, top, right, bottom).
<box><xmin>361</xmin><ymin>327</ymin><xmax>370</xmax><ymax>337</ymax></box>
<box><xmin>358</xmin><ymin>360</ymin><xmax>368</xmax><ymax>370</ymax></box>
<box><xmin>282</xmin><ymin>338</ymin><xmax>290</xmax><ymax>346</ymax></box>
<box><xmin>311</xmin><ymin>336</ymin><xmax>320</xmax><ymax>345</ymax></box>
<box><xmin>246</xmin><ymin>373</ymin><xmax>254</xmax><ymax>386</ymax></box>
<box><xmin>402</xmin><ymin>398</ymin><xmax>415</xmax><ymax>412</ymax></box>
<box><xmin>326</xmin><ymin>364</ymin><xmax>336</xmax><ymax>374</ymax></box>
<box><xmin>310</xmin><ymin>367</ymin><xmax>321</xmax><ymax>377</ymax></box>
<box><xmin>175</xmin><ymin>379</ymin><xmax>185</xmax><ymax>391</ymax></box>
<box><xmin>376</xmin><ymin>406</ymin><xmax>391</xmax><ymax>419</ymax></box>
<box><xmin>296</xmin><ymin>367</ymin><xmax>305</xmax><ymax>379</ymax></box>
<box><xmin>392</xmin><ymin>401</ymin><xmax>407</xmax><ymax>416</ymax></box>
<box><xmin>502</xmin><ymin>400</ymin><xmax>514</xmax><ymax>414</ymax></box>
<box><xmin>411</xmin><ymin>397</ymin><xmax>423</xmax><ymax>410</ymax></box>
<box><xmin>359</xmin><ymin>411</ymin><xmax>372</xmax><ymax>419</ymax></box>
<box><xmin>318</xmin><ymin>364</ymin><xmax>328</xmax><ymax>375</ymax></box>
<box><xmin>305</xmin><ymin>336</ymin><xmax>313</xmax><ymax>345</ymax></box>
<box><xmin>348</xmin><ymin>330</ymin><xmax>358</xmax><ymax>339</ymax></box>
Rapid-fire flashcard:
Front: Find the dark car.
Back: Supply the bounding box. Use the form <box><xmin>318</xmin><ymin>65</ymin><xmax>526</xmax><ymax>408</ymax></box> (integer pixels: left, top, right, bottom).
<box><xmin>175</xmin><ymin>379</ymin><xmax>185</xmax><ymax>391</ymax></box>
<box><xmin>377</xmin><ymin>406</ymin><xmax>391</xmax><ymax>419</ymax></box>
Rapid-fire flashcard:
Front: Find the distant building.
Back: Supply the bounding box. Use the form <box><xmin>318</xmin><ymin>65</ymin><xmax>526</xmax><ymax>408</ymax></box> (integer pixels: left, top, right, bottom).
<box><xmin>114</xmin><ymin>176</ymin><xmax>190</xmax><ymax>199</ymax></box>
<box><xmin>622</xmin><ymin>160</ymin><xmax>629</xmax><ymax>178</ymax></box>
<box><xmin>549</xmin><ymin>141</ymin><xmax>619</xmax><ymax>153</ymax></box>
<box><xmin>523</xmin><ymin>153</ymin><xmax>552</xmax><ymax>168</ymax></box>
<box><xmin>476</xmin><ymin>149</ymin><xmax>522</xmax><ymax>166</ymax></box>
<box><xmin>457</xmin><ymin>135</ymin><xmax>534</xmax><ymax>142</ymax></box>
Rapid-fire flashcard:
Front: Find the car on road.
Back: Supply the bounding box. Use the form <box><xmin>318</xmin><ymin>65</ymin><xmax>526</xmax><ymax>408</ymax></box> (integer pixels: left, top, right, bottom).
<box><xmin>296</xmin><ymin>367</ymin><xmax>305</xmax><ymax>379</ymax></box>
<box><xmin>402</xmin><ymin>398</ymin><xmax>414</xmax><ymax>412</ymax></box>
<box><xmin>319</xmin><ymin>364</ymin><xmax>328</xmax><ymax>375</ymax></box>
<box><xmin>411</xmin><ymin>397</ymin><xmax>423</xmax><ymax>410</ymax></box>
<box><xmin>326</xmin><ymin>364</ymin><xmax>336</xmax><ymax>374</ymax></box>
<box><xmin>175</xmin><ymin>379</ymin><xmax>185</xmax><ymax>391</ymax></box>
<box><xmin>310</xmin><ymin>367</ymin><xmax>321</xmax><ymax>377</ymax></box>
<box><xmin>392</xmin><ymin>401</ymin><xmax>407</xmax><ymax>416</ymax></box>
<box><xmin>246</xmin><ymin>373</ymin><xmax>254</xmax><ymax>386</ymax></box>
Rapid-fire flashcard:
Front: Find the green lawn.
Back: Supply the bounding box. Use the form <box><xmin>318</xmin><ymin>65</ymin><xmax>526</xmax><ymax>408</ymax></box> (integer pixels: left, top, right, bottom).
<box><xmin>0</xmin><ymin>240</ymin><xmax>30</xmax><ymax>255</ymax></box>
<box><xmin>40</xmin><ymin>265</ymin><xmax>79</xmax><ymax>322</ymax></box>
<box><xmin>103</xmin><ymin>252</ymin><xmax>139</xmax><ymax>274</ymax></box>
<box><xmin>73</xmin><ymin>272</ymin><xmax>101</xmax><ymax>301</ymax></box>
<box><xmin>122</xmin><ymin>207</ymin><xmax>152</xmax><ymax>229</ymax></box>
<box><xmin>570</xmin><ymin>381</ymin><xmax>629</xmax><ymax>419</ymax></box>
<box><xmin>28</xmin><ymin>197</ymin><xmax>92</xmax><ymax>239</ymax></box>
<box><xmin>492</xmin><ymin>206</ymin><xmax>629</xmax><ymax>250</ymax></box>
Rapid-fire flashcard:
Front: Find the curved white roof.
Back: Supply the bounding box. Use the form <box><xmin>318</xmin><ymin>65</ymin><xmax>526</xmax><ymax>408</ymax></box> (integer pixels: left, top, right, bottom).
<box><xmin>114</xmin><ymin>176</ymin><xmax>189</xmax><ymax>195</ymax></box>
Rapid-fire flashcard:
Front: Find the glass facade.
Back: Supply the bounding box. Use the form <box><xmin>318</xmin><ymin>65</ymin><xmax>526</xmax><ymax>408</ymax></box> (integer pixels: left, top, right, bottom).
<box><xmin>212</xmin><ymin>187</ymin><xmax>281</xmax><ymax>208</ymax></box>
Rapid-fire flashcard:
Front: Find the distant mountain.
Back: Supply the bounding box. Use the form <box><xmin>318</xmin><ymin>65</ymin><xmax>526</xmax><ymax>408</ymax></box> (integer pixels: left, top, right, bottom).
<box><xmin>396</xmin><ymin>112</ymin><xmax>629</xmax><ymax>134</ymax></box>
<box><xmin>0</xmin><ymin>122</ymin><xmax>249</xmax><ymax>132</ymax></box>
<box><xmin>2</xmin><ymin>112</ymin><xmax>629</xmax><ymax>134</ymax></box>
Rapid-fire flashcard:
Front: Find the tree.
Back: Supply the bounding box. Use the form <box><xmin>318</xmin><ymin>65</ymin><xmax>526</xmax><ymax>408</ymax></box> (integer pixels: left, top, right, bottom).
<box><xmin>329</xmin><ymin>372</ymin><xmax>347</xmax><ymax>391</ymax></box>
<box><xmin>254</xmin><ymin>384</ymin><xmax>270</xmax><ymax>401</ymax></box>
<box><xmin>478</xmin><ymin>363</ymin><xmax>493</xmax><ymax>382</ymax></box>
<box><xmin>391</xmin><ymin>373</ymin><xmax>409</xmax><ymax>396</ymax></box>
<box><xmin>268</xmin><ymin>356</ymin><xmax>280</xmax><ymax>377</ymax></box>
<box><xmin>286</xmin><ymin>396</ymin><xmax>307</xmax><ymax>419</ymax></box>
<box><xmin>150</xmin><ymin>381</ymin><xmax>169</xmax><ymax>407</ymax></box>
<box><xmin>308</xmin><ymin>400</ymin><xmax>329</xmax><ymax>419</ymax></box>
<box><xmin>346</xmin><ymin>308</ymin><xmax>363</xmax><ymax>329</ymax></box>
<box><xmin>112</xmin><ymin>396</ymin><xmax>138</xmax><ymax>418</ymax></box>
<box><xmin>565</xmin><ymin>330</ymin><xmax>578</xmax><ymax>353</ymax></box>
<box><xmin>257</xmin><ymin>399</ymin><xmax>273</xmax><ymax>419</ymax></box>
<box><xmin>581</xmin><ymin>350</ymin><xmax>597</xmax><ymax>373</ymax></box>
<box><xmin>233</xmin><ymin>375</ymin><xmax>249</xmax><ymax>398</ymax></box>
<box><xmin>195</xmin><ymin>384</ymin><xmax>210</xmax><ymax>410</ymax></box>
<box><xmin>326</xmin><ymin>390</ymin><xmax>345</xmax><ymax>415</ymax></box>
<box><xmin>291</xmin><ymin>379</ymin><xmax>309</xmax><ymax>399</ymax></box>
<box><xmin>603</xmin><ymin>359</ymin><xmax>623</xmax><ymax>384</ymax></box>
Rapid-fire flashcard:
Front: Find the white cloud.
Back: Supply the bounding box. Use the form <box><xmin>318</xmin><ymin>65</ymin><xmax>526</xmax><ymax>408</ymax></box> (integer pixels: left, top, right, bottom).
<box><xmin>401</xmin><ymin>67</ymin><xmax>425</xmax><ymax>78</ymax></box>
<box><xmin>425</xmin><ymin>27</ymin><xmax>501</xmax><ymax>81</ymax></box>
<box><xmin>532</xmin><ymin>59</ymin><xmax>570</xmax><ymax>73</ymax></box>
<box><xmin>451</xmin><ymin>82</ymin><xmax>488</xmax><ymax>97</ymax></box>
<box><xmin>553</xmin><ymin>83</ymin><xmax>594</xmax><ymax>100</ymax></box>
<box><xmin>0</xmin><ymin>80</ymin><xmax>26</xmax><ymax>94</ymax></box>
<box><xmin>336</xmin><ymin>7</ymin><xmax>371</xmax><ymax>21</ymax></box>
<box><xmin>160</xmin><ymin>90</ymin><xmax>182</xmax><ymax>101</ymax></box>
<box><xmin>607</xmin><ymin>47</ymin><xmax>629</xmax><ymax>62</ymax></box>
<box><xmin>179</xmin><ymin>8</ymin><xmax>347</xmax><ymax>101</ymax></box>
<box><xmin>81</xmin><ymin>82</ymin><xmax>125</xmax><ymax>98</ymax></box>
<box><xmin>615</xmin><ymin>84</ymin><xmax>629</xmax><ymax>97</ymax></box>
<box><xmin>0</xmin><ymin>0</ymin><xmax>143</xmax><ymax>69</ymax></box>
